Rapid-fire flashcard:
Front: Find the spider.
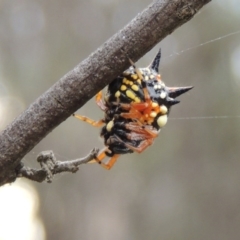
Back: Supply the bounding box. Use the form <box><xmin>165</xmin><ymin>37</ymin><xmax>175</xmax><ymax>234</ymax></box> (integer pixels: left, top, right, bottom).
<box><xmin>74</xmin><ymin>50</ymin><xmax>192</xmax><ymax>169</ymax></box>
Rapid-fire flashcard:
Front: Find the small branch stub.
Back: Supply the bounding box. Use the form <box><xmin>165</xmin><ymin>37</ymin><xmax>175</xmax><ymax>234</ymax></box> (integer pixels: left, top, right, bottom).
<box><xmin>17</xmin><ymin>148</ymin><xmax>99</xmax><ymax>183</ymax></box>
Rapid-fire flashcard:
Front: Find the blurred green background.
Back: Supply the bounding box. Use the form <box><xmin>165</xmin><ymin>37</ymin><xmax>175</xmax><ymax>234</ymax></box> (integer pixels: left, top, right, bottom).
<box><xmin>0</xmin><ymin>0</ymin><xmax>240</xmax><ymax>239</ymax></box>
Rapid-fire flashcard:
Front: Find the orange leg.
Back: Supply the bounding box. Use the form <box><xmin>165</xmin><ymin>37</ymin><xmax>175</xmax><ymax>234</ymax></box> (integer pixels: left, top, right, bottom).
<box><xmin>112</xmin><ymin>119</ymin><xmax>157</xmax><ymax>153</ymax></box>
<box><xmin>73</xmin><ymin>113</ymin><xmax>104</xmax><ymax>127</ymax></box>
<box><xmin>116</xmin><ymin>136</ymin><xmax>154</xmax><ymax>153</ymax></box>
<box><xmin>119</xmin><ymin>99</ymin><xmax>160</xmax><ymax>125</ymax></box>
<box><xmin>119</xmin><ymin>102</ymin><xmax>149</xmax><ymax>112</ymax></box>
<box><xmin>93</xmin><ymin>149</ymin><xmax>120</xmax><ymax>170</ymax></box>
<box><xmin>121</xmin><ymin>110</ymin><xmax>143</xmax><ymax>119</ymax></box>
<box><xmin>124</xmin><ymin>122</ymin><xmax>159</xmax><ymax>138</ymax></box>
<box><xmin>119</xmin><ymin>102</ymin><xmax>149</xmax><ymax>120</ymax></box>
<box><xmin>95</xmin><ymin>91</ymin><xmax>107</xmax><ymax>111</ymax></box>
<box><xmin>73</xmin><ymin>91</ymin><xmax>106</xmax><ymax>126</ymax></box>
<box><xmin>142</xmin><ymin>83</ymin><xmax>151</xmax><ymax>102</ymax></box>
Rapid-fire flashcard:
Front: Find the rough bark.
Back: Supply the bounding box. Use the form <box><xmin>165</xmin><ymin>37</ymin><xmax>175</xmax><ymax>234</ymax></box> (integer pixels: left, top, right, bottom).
<box><xmin>0</xmin><ymin>0</ymin><xmax>211</xmax><ymax>186</ymax></box>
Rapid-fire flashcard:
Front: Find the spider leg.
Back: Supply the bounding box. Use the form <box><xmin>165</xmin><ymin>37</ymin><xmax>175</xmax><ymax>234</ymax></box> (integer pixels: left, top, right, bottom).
<box><xmin>125</xmin><ymin>122</ymin><xmax>159</xmax><ymax>138</ymax></box>
<box><xmin>73</xmin><ymin>91</ymin><xmax>106</xmax><ymax>127</ymax></box>
<box><xmin>120</xmin><ymin>110</ymin><xmax>143</xmax><ymax>119</ymax></box>
<box><xmin>118</xmin><ymin>102</ymin><xmax>150</xmax><ymax>121</ymax></box>
<box><xmin>73</xmin><ymin>114</ymin><xmax>104</xmax><ymax>127</ymax></box>
<box><xmin>142</xmin><ymin>82</ymin><xmax>151</xmax><ymax>102</ymax></box>
<box><xmin>119</xmin><ymin>102</ymin><xmax>149</xmax><ymax>112</ymax></box>
<box><xmin>118</xmin><ymin>96</ymin><xmax>160</xmax><ymax>125</ymax></box>
<box><xmin>118</xmin><ymin>136</ymin><xmax>154</xmax><ymax>153</ymax></box>
<box><xmin>112</xmin><ymin>124</ymin><xmax>156</xmax><ymax>154</ymax></box>
<box><xmin>121</xmin><ymin>102</ymin><xmax>148</xmax><ymax>112</ymax></box>
<box><xmin>95</xmin><ymin>91</ymin><xmax>107</xmax><ymax>111</ymax></box>
<box><xmin>93</xmin><ymin>148</ymin><xmax>120</xmax><ymax>170</ymax></box>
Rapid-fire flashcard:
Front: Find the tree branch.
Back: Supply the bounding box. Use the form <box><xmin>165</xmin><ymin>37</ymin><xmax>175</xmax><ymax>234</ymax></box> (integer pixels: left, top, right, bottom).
<box><xmin>0</xmin><ymin>0</ymin><xmax>211</xmax><ymax>186</ymax></box>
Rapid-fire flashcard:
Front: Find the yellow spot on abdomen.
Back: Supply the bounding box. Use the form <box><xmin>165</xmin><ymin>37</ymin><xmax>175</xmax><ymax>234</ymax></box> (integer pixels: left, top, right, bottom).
<box><xmin>157</xmin><ymin>115</ymin><xmax>168</xmax><ymax>128</ymax></box>
<box><xmin>160</xmin><ymin>91</ymin><xmax>167</xmax><ymax>99</ymax></box>
<box><xmin>126</xmin><ymin>89</ymin><xmax>136</xmax><ymax>100</ymax></box>
<box><xmin>150</xmin><ymin>111</ymin><xmax>157</xmax><ymax>118</ymax></box>
<box><xmin>134</xmin><ymin>97</ymin><xmax>141</xmax><ymax>103</ymax></box>
<box><xmin>115</xmin><ymin>91</ymin><xmax>121</xmax><ymax>98</ymax></box>
<box><xmin>151</xmin><ymin>102</ymin><xmax>158</xmax><ymax>108</ymax></box>
<box><xmin>120</xmin><ymin>85</ymin><xmax>127</xmax><ymax>91</ymax></box>
<box><xmin>131</xmin><ymin>74</ymin><xmax>138</xmax><ymax>80</ymax></box>
<box><xmin>106</xmin><ymin>120</ymin><xmax>114</xmax><ymax>132</ymax></box>
<box><xmin>160</xmin><ymin>105</ymin><xmax>168</xmax><ymax>114</ymax></box>
<box><xmin>131</xmin><ymin>84</ymin><xmax>139</xmax><ymax>91</ymax></box>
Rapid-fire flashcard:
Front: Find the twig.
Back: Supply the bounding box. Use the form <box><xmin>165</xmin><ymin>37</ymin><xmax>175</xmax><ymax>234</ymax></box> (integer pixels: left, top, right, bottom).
<box><xmin>17</xmin><ymin>148</ymin><xmax>99</xmax><ymax>183</ymax></box>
